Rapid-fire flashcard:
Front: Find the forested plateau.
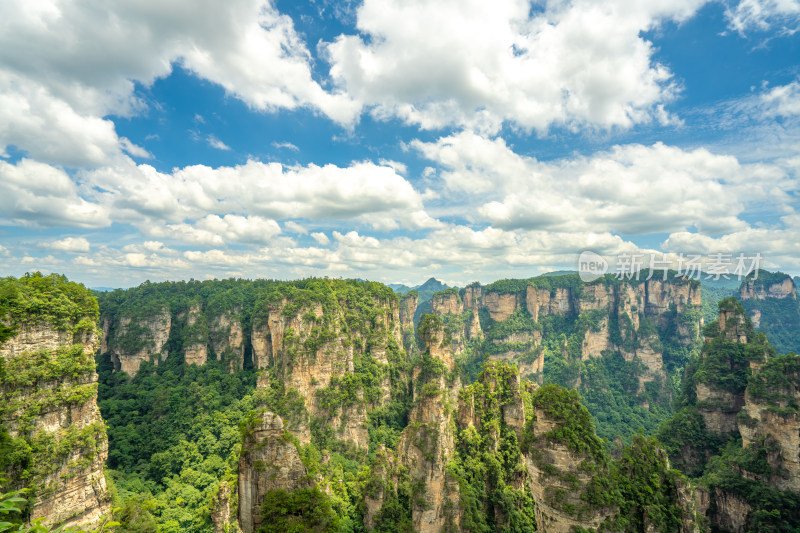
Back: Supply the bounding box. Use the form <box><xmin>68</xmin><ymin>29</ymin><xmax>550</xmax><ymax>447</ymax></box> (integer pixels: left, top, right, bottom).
<box><xmin>1</xmin><ymin>270</ymin><xmax>799</xmax><ymax>532</ymax></box>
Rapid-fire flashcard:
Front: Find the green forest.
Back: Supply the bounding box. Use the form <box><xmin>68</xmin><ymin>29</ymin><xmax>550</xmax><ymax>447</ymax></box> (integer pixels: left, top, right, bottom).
<box><xmin>1</xmin><ymin>273</ymin><xmax>800</xmax><ymax>532</ymax></box>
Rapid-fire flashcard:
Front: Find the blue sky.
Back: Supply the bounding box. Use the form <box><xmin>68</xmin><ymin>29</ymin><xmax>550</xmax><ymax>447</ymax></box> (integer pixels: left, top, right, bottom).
<box><xmin>0</xmin><ymin>0</ymin><xmax>799</xmax><ymax>287</ymax></box>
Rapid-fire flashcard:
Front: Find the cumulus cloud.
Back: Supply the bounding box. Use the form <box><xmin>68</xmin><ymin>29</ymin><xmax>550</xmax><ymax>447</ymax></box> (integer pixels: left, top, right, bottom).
<box><xmin>0</xmin><ymin>159</ymin><xmax>109</xmax><ymax>228</ymax></box>
<box><xmin>86</xmin><ymin>158</ymin><xmax>439</xmax><ymax>231</ymax></box>
<box><xmin>41</xmin><ymin>237</ymin><xmax>91</xmax><ymax>253</ymax></box>
<box><xmin>284</xmin><ymin>221</ymin><xmax>307</xmax><ymax>234</ymax></box>
<box><xmin>311</xmin><ymin>232</ymin><xmax>331</xmax><ymax>245</ymax></box>
<box><xmin>325</xmin><ymin>0</ymin><xmax>705</xmax><ymax>133</ymax></box>
<box><xmin>0</xmin><ymin>0</ymin><xmax>357</xmax><ymax>167</ymax></box>
<box><xmin>413</xmin><ymin>132</ymin><xmax>794</xmax><ymax>236</ymax></box>
<box><xmin>663</xmin><ymin>215</ymin><xmax>800</xmax><ymax>272</ymax></box>
<box><xmin>1</xmin><ymin>150</ymin><xmax>441</xmax><ymax>244</ymax></box>
<box><xmin>726</xmin><ymin>0</ymin><xmax>800</xmax><ymax>33</ymax></box>
<box><xmin>762</xmin><ymin>80</ymin><xmax>800</xmax><ymax>117</ymax></box>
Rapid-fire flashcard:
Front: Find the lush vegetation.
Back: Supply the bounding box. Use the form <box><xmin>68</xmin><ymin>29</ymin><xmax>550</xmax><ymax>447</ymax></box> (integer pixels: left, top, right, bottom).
<box><xmin>597</xmin><ymin>436</ymin><xmax>693</xmax><ymax>532</ymax></box>
<box><xmin>448</xmin><ymin>362</ymin><xmax>538</xmax><ymax>532</ymax></box>
<box><xmin>98</xmin><ymin>354</ymin><xmax>257</xmax><ymax>532</ymax></box>
<box><xmin>258</xmin><ymin>487</ymin><xmax>340</xmax><ymax>533</ymax></box>
<box><xmin>434</xmin><ymin>272</ymin><xmax>702</xmax><ymax>445</ymax></box>
<box><xmin>96</xmin><ymin>277</ymin><xmax>414</xmax><ymax>532</ymax></box>
<box><xmin>700</xmin><ymin>282</ymin><xmax>736</xmax><ymax>325</ymax></box>
<box><xmin>735</xmin><ymin>270</ymin><xmax>800</xmax><ymax>355</ymax></box>
<box><xmin>0</xmin><ymin>273</ymin><xmax>99</xmax><ymax>332</ymax></box>
<box><xmin>654</xmin><ymin>297</ymin><xmax>800</xmax><ymax>530</ymax></box>
<box><xmin>11</xmin><ymin>270</ymin><xmax>800</xmax><ymax>532</ymax></box>
<box><xmin>0</xmin><ymin>274</ymin><xmax>107</xmax><ymax>527</ymax></box>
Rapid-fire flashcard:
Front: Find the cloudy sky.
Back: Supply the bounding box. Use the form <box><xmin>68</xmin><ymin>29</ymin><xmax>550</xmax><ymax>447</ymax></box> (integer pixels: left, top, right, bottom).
<box><xmin>1</xmin><ymin>0</ymin><xmax>799</xmax><ymax>287</ymax></box>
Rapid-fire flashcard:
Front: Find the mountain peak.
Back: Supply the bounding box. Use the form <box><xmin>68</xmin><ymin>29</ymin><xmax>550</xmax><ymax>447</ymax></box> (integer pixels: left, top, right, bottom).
<box><xmin>416</xmin><ymin>277</ymin><xmax>447</xmax><ymax>291</ymax></box>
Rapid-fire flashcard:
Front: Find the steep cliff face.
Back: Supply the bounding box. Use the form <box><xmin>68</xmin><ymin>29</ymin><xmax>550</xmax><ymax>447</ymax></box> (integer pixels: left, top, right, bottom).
<box><xmin>740</xmin><ymin>276</ymin><xmax>797</xmax><ymax>301</ymax></box>
<box><xmin>238</xmin><ymin>411</ymin><xmax>311</xmax><ymax>533</ymax></box>
<box><xmin>236</xmin><ymin>280</ymin><xmax>412</xmax><ymax>531</ymax></box>
<box><xmin>182</xmin><ymin>302</ymin><xmax>208</xmax><ymax>367</ymax></box>
<box><xmin>523</xmin><ymin>384</ymin><xmax>617</xmax><ymax>532</ymax></box>
<box><xmin>659</xmin><ymin>298</ymin><xmax>800</xmax><ymax>531</ymax></box>
<box><xmin>249</xmin><ymin>286</ymin><xmax>404</xmax><ymax>448</ymax></box>
<box><xmin>738</xmin><ymin>270</ymin><xmax>800</xmax><ymax>355</ymax></box>
<box><xmin>738</xmin><ymin>352</ymin><xmax>800</xmax><ymax>492</ymax></box>
<box><xmin>0</xmin><ymin>274</ymin><xmax>110</xmax><ymax>530</ymax></box>
<box><xmin>693</xmin><ymin>299</ymin><xmax>761</xmax><ymax>437</ymax></box>
<box><xmin>392</xmin><ymin>350</ymin><xmax>461</xmax><ymax>530</ymax></box>
<box><xmin>209</xmin><ymin>308</ymin><xmax>245</xmax><ymax>371</ymax></box>
<box><xmin>108</xmin><ymin>306</ymin><xmax>171</xmax><ymax>376</ymax></box>
<box><xmin>431</xmin><ymin>275</ymin><xmax>701</xmax><ymax>379</ymax></box>
<box><xmin>426</xmin><ymin>274</ymin><xmax>702</xmax><ymax>442</ymax></box>
<box><xmin>362</xmin><ymin>319</ymin><xmax>699</xmax><ymax>533</ymax></box>
<box><xmin>100</xmin><ymin>291</ymin><xmax>249</xmax><ymax>376</ymax></box>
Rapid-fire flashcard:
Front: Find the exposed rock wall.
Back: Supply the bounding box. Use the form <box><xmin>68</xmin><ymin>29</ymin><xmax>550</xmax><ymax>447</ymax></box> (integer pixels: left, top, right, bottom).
<box><xmin>394</xmin><ymin>323</ymin><xmax>461</xmax><ymax>532</ymax></box>
<box><xmin>182</xmin><ymin>302</ymin><xmax>208</xmax><ymax>366</ymax></box>
<box><xmin>211</xmin><ymin>481</ymin><xmax>239</xmax><ymax>533</ymax></box>
<box><xmin>694</xmin><ymin>300</ymin><xmax>754</xmax><ymax>436</ymax></box>
<box><xmin>428</xmin><ymin>276</ymin><xmax>702</xmax><ymax>391</ymax></box>
<box><xmin>238</xmin><ymin>286</ymin><xmax>411</xmax><ymax>531</ymax></box>
<box><xmin>0</xmin><ymin>314</ymin><xmax>110</xmax><ymax>529</ymax></box>
<box><xmin>210</xmin><ymin>309</ymin><xmax>245</xmax><ymax>370</ymax></box>
<box><xmin>249</xmin><ymin>295</ymin><xmax>403</xmax><ymax>448</ymax></box>
<box><xmin>740</xmin><ymin>276</ymin><xmax>797</xmax><ymax>301</ymax></box>
<box><xmin>106</xmin><ymin>307</ymin><xmax>171</xmax><ymax>376</ymax></box>
<box><xmin>738</xmin><ymin>351</ymin><xmax>800</xmax><ymax>492</ymax></box>
<box><xmin>524</xmin><ymin>406</ymin><xmax>616</xmax><ymax>532</ymax></box>
<box><xmin>102</xmin><ymin>302</ymin><xmax>248</xmax><ymax>376</ymax></box>
<box><xmin>483</xmin><ymin>291</ymin><xmax>519</xmax><ymax>322</ymax></box>
<box><xmin>238</xmin><ymin>411</ymin><xmax>311</xmax><ymax>533</ymax></box>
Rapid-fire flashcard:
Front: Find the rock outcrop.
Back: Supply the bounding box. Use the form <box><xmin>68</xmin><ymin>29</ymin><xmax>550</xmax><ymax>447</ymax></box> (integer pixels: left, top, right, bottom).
<box><xmin>738</xmin><ymin>351</ymin><xmax>800</xmax><ymax>492</ymax></box>
<box><xmin>737</xmin><ymin>271</ymin><xmax>800</xmax><ymax>355</ymax></box>
<box><xmin>427</xmin><ymin>275</ymin><xmax>702</xmax><ymax>392</ymax></box>
<box><xmin>392</xmin><ymin>319</ymin><xmax>461</xmax><ymax>532</ymax></box>
<box><xmin>694</xmin><ymin>299</ymin><xmax>757</xmax><ymax>437</ymax></box>
<box><xmin>209</xmin><ymin>308</ymin><xmax>245</xmax><ymax>370</ymax></box>
<box><xmin>740</xmin><ymin>275</ymin><xmax>797</xmax><ymax>301</ymax></box>
<box><xmin>238</xmin><ymin>411</ymin><xmax>311</xmax><ymax>533</ymax></box>
<box><xmin>107</xmin><ymin>307</ymin><xmax>171</xmax><ymax>376</ymax></box>
<box><xmin>182</xmin><ymin>303</ymin><xmax>208</xmax><ymax>366</ymax></box>
<box><xmin>101</xmin><ymin>299</ymin><xmax>248</xmax><ymax>376</ymax></box>
<box><xmin>524</xmin><ymin>385</ymin><xmax>617</xmax><ymax>532</ymax></box>
<box><xmin>0</xmin><ymin>275</ymin><xmax>111</xmax><ymax>530</ymax></box>
<box><xmin>663</xmin><ymin>297</ymin><xmax>800</xmax><ymax>531</ymax></box>
<box><xmin>249</xmin><ymin>291</ymin><xmax>403</xmax><ymax>447</ymax></box>
<box><xmin>237</xmin><ymin>281</ymin><xmax>411</xmax><ymax>530</ymax></box>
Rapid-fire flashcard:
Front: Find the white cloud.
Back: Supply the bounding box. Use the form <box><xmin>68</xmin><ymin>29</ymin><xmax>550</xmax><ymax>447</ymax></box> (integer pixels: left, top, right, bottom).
<box><xmin>273</xmin><ymin>141</ymin><xmax>300</xmax><ymax>151</ymax></box>
<box><xmin>86</xmin><ymin>158</ymin><xmax>438</xmax><ymax>231</ymax></box>
<box><xmin>41</xmin><ymin>237</ymin><xmax>91</xmax><ymax>253</ymax></box>
<box><xmin>726</xmin><ymin>0</ymin><xmax>800</xmax><ymax>33</ymax></box>
<box><xmin>325</xmin><ymin>0</ymin><xmax>705</xmax><ymax>133</ymax></box>
<box><xmin>119</xmin><ymin>138</ymin><xmax>153</xmax><ymax>159</ymax></box>
<box><xmin>413</xmin><ymin>132</ymin><xmax>794</xmax><ymax>236</ymax></box>
<box><xmin>762</xmin><ymin>80</ymin><xmax>800</xmax><ymax>117</ymax></box>
<box><xmin>0</xmin><ymin>159</ymin><xmax>109</xmax><ymax>228</ymax></box>
<box><xmin>207</xmin><ymin>135</ymin><xmax>231</xmax><ymax>151</ymax></box>
<box><xmin>662</xmin><ymin>216</ymin><xmax>800</xmax><ymax>272</ymax></box>
<box><xmin>0</xmin><ymin>0</ymin><xmax>358</xmax><ymax>168</ymax></box>
<box><xmin>311</xmin><ymin>232</ymin><xmax>331</xmax><ymax>245</ymax></box>
<box><xmin>284</xmin><ymin>221</ymin><xmax>307</xmax><ymax>234</ymax></box>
